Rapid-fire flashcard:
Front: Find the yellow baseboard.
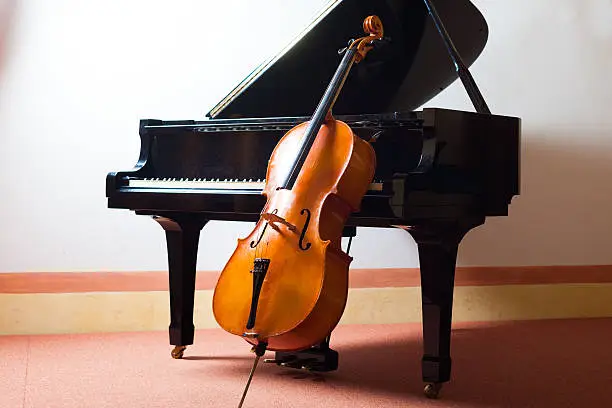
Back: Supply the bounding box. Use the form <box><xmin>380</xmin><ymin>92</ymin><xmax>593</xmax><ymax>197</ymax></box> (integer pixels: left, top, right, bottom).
<box><xmin>3</xmin><ymin>283</ymin><xmax>612</xmax><ymax>335</ymax></box>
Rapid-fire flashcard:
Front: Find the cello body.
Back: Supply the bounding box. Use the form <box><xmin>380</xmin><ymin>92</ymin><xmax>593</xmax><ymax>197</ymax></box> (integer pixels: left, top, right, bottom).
<box><xmin>213</xmin><ymin>119</ymin><xmax>375</xmax><ymax>351</ymax></box>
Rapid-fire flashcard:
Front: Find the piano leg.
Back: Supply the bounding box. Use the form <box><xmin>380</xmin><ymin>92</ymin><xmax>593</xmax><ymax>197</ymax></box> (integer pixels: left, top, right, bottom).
<box><xmin>401</xmin><ymin>217</ymin><xmax>483</xmax><ymax>399</ymax></box>
<box><xmin>153</xmin><ymin>214</ymin><xmax>208</xmax><ymax>359</ymax></box>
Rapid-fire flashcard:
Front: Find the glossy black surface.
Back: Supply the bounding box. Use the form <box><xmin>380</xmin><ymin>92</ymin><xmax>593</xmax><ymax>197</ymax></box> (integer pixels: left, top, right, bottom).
<box><xmin>208</xmin><ymin>0</ymin><xmax>488</xmax><ymax>118</ymax></box>
<box><xmin>107</xmin><ymin>108</ymin><xmax>519</xmax><ymax>225</ymax></box>
<box><xmin>152</xmin><ymin>215</ymin><xmax>208</xmax><ymax>347</ymax></box>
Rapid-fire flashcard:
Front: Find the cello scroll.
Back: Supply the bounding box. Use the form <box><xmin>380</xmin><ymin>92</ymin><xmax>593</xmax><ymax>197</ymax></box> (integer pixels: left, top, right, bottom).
<box><xmin>351</xmin><ymin>15</ymin><xmax>385</xmax><ymax>63</ymax></box>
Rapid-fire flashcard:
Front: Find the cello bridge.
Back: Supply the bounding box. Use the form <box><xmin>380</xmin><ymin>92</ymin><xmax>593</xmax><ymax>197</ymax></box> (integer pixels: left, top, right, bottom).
<box><xmin>260</xmin><ymin>212</ymin><xmax>297</xmax><ymax>232</ymax></box>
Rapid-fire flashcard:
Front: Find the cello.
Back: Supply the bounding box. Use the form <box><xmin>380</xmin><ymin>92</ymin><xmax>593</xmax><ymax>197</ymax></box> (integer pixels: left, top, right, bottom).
<box><xmin>212</xmin><ymin>15</ymin><xmax>385</xmax><ymax>406</ymax></box>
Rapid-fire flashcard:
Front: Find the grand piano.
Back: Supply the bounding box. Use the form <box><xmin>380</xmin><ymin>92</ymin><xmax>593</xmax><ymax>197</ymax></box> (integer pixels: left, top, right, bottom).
<box><xmin>106</xmin><ymin>0</ymin><xmax>520</xmax><ymax>399</ymax></box>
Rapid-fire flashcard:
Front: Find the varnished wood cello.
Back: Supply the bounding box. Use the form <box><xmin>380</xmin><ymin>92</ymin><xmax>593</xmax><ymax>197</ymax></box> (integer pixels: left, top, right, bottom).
<box><xmin>212</xmin><ymin>15</ymin><xmax>386</xmax><ymax>406</ymax></box>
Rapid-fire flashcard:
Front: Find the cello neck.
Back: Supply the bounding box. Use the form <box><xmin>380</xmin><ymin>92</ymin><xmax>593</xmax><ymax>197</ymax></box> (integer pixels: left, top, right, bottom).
<box><xmin>280</xmin><ymin>45</ymin><xmax>359</xmax><ymax>190</ymax></box>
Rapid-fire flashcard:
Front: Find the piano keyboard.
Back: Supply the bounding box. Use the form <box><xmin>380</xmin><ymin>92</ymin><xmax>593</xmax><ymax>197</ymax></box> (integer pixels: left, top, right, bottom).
<box><xmin>127</xmin><ymin>178</ymin><xmax>383</xmax><ymax>191</ymax></box>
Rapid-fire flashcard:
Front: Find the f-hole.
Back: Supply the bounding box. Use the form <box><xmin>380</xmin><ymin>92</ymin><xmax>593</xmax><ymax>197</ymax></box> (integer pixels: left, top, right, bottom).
<box><xmin>250</xmin><ymin>209</ymin><xmax>278</xmax><ymax>248</ymax></box>
<box><xmin>298</xmin><ymin>209</ymin><xmax>311</xmax><ymax>251</ymax></box>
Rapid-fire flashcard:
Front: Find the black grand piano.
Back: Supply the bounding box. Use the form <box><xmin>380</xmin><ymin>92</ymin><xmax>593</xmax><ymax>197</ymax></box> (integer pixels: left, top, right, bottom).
<box><xmin>106</xmin><ymin>0</ymin><xmax>520</xmax><ymax>399</ymax></box>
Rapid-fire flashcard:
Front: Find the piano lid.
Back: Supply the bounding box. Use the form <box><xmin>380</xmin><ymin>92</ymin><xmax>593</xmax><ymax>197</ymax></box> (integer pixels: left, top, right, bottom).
<box><xmin>207</xmin><ymin>0</ymin><xmax>488</xmax><ymax>119</ymax></box>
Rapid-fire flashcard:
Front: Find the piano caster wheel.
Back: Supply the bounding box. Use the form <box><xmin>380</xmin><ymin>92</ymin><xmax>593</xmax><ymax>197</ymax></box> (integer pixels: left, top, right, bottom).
<box><xmin>171</xmin><ymin>345</ymin><xmax>187</xmax><ymax>359</ymax></box>
<box><xmin>423</xmin><ymin>382</ymin><xmax>442</xmax><ymax>399</ymax></box>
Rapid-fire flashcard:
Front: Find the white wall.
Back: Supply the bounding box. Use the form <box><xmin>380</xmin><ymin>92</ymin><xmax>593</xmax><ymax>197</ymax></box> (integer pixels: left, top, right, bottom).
<box><xmin>0</xmin><ymin>0</ymin><xmax>611</xmax><ymax>272</ymax></box>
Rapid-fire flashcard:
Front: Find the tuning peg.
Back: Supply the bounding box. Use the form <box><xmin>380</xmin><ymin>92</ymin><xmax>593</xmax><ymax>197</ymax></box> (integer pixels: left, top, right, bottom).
<box><xmin>337</xmin><ymin>38</ymin><xmax>354</xmax><ymax>55</ymax></box>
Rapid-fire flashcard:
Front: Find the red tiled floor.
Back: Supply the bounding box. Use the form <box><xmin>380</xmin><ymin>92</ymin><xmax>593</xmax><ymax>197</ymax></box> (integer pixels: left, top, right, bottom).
<box><xmin>1</xmin><ymin>319</ymin><xmax>611</xmax><ymax>407</ymax></box>
<box><xmin>0</xmin><ymin>336</ymin><xmax>29</xmax><ymax>407</ymax></box>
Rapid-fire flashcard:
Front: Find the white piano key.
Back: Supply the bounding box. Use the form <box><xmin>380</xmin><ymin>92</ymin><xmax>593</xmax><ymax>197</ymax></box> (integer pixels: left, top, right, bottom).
<box><xmin>128</xmin><ymin>177</ymin><xmax>382</xmax><ymax>192</ymax></box>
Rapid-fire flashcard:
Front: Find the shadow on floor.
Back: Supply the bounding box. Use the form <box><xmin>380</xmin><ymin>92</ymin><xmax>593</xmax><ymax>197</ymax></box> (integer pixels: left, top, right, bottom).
<box><xmin>203</xmin><ymin>319</ymin><xmax>612</xmax><ymax>407</ymax></box>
